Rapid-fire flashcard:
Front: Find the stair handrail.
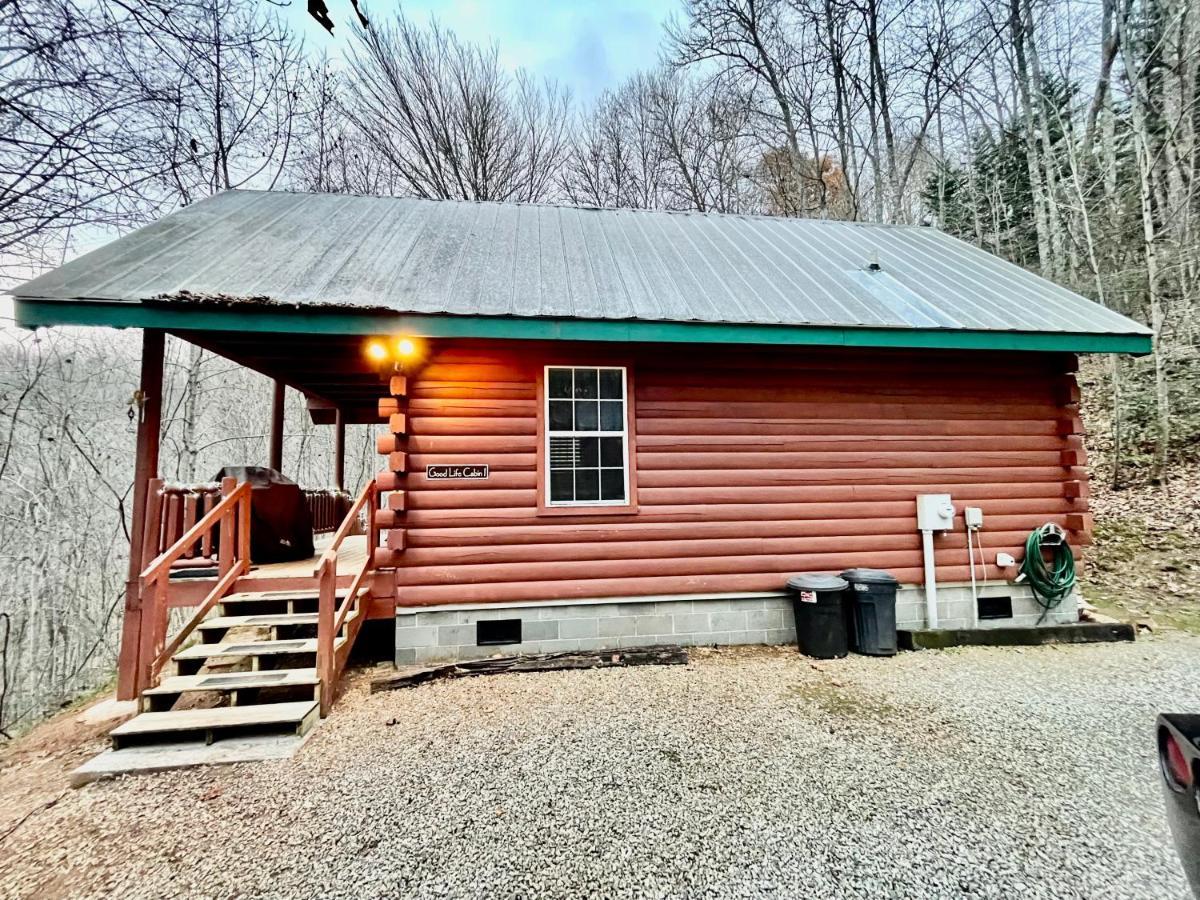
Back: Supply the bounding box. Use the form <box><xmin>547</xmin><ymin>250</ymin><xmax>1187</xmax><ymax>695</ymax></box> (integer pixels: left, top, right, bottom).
<box><xmin>138</xmin><ymin>476</ymin><xmax>252</xmax><ymax>693</ymax></box>
<box><xmin>315</xmin><ymin>478</ymin><xmax>378</xmax><ymax>715</ymax></box>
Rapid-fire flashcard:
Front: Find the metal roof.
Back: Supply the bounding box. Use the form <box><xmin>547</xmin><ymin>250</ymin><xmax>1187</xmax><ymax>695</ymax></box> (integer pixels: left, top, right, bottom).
<box><xmin>13</xmin><ymin>189</ymin><xmax>1149</xmax><ymax>344</ymax></box>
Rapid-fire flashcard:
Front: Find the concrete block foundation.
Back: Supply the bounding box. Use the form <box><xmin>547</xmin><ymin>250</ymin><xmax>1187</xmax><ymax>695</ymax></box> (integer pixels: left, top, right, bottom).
<box><xmin>395</xmin><ymin>583</ymin><xmax>1076</xmax><ymax>666</ymax></box>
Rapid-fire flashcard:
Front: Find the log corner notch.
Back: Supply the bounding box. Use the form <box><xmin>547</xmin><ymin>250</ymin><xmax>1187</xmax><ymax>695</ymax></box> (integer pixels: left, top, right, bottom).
<box><xmin>373</xmin><ymin>373</ymin><xmax>409</xmax><ymax>570</ymax></box>
<box><xmin>1056</xmin><ymin>361</ymin><xmax>1092</xmax><ymax>546</ymax></box>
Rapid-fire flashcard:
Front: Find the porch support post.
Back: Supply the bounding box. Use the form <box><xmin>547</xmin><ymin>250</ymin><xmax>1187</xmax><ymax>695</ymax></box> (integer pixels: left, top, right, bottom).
<box><xmin>334</xmin><ymin>409</ymin><xmax>346</xmax><ymax>493</ymax></box>
<box><xmin>116</xmin><ymin>328</ymin><xmax>164</xmax><ymax>700</ymax></box>
<box><xmin>269</xmin><ymin>379</ymin><xmax>285</xmax><ymax>472</ymax></box>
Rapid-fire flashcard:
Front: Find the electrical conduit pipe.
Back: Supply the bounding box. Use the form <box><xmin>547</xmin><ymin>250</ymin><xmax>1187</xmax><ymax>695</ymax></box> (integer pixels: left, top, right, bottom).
<box><xmin>921</xmin><ymin>528</ymin><xmax>939</xmax><ymax>629</ymax></box>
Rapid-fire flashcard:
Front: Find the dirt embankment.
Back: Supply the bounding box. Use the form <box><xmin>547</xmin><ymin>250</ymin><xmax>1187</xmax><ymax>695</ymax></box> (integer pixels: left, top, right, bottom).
<box><xmin>1083</xmin><ymin>463</ymin><xmax>1200</xmax><ymax>632</ymax></box>
<box><xmin>1080</xmin><ymin>359</ymin><xmax>1200</xmax><ymax>633</ymax></box>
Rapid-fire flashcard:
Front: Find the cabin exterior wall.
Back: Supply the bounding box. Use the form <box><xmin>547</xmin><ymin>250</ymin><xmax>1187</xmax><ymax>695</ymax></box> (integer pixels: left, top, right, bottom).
<box><xmin>383</xmin><ymin>339</ymin><xmax>1088</xmax><ymax>635</ymax></box>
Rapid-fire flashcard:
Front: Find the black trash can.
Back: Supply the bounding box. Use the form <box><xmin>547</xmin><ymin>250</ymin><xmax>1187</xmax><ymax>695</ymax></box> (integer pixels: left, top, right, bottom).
<box><xmin>840</xmin><ymin>568</ymin><xmax>899</xmax><ymax>656</ymax></box>
<box><xmin>786</xmin><ymin>573</ymin><xmax>850</xmax><ymax>659</ymax></box>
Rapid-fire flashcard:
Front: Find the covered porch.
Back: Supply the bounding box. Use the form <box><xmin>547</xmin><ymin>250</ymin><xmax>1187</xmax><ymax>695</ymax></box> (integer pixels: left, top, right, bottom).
<box><xmin>107</xmin><ymin>322</ymin><xmax>404</xmax><ymax>715</ymax></box>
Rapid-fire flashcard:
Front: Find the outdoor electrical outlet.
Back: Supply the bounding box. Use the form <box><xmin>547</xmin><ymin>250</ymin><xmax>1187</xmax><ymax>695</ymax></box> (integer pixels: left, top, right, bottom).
<box><xmin>996</xmin><ymin>552</ymin><xmax>1016</xmax><ymax>567</ymax></box>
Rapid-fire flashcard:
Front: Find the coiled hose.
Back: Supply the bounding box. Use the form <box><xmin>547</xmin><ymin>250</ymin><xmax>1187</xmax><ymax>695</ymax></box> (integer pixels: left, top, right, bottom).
<box><xmin>1021</xmin><ymin>525</ymin><xmax>1077</xmax><ymax>622</ymax></box>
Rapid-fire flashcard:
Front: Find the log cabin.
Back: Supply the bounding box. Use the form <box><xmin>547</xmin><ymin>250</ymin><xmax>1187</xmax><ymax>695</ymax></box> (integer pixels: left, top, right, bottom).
<box><xmin>11</xmin><ymin>189</ymin><xmax>1151</xmax><ymax>749</ymax></box>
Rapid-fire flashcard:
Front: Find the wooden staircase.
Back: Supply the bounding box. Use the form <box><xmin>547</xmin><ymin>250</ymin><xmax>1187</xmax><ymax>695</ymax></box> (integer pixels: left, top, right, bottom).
<box><xmin>110</xmin><ymin>588</ymin><xmax>363</xmax><ymax>748</ymax></box>
<box><xmin>108</xmin><ymin>479</ymin><xmax>379</xmax><ymax>754</ymax></box>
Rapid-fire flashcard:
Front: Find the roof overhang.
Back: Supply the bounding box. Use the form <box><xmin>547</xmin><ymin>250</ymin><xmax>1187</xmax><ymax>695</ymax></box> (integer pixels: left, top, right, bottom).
<box><xmin>13</xmin><ymin>297</ymin><xmax>1154</xmax><ymax>355</ymax></box>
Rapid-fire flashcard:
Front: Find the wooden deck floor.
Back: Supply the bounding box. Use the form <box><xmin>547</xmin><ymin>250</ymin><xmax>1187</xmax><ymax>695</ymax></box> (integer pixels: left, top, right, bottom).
<box><xmin>242</xmin><ymin>534</ymin><xmax>368</xmax><ymax>581</ymax></box>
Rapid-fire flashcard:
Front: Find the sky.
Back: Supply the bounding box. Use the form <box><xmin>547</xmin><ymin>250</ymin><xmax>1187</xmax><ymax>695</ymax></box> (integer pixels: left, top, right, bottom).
<box><xmin>281</xmin><ymin>0</ymin><xmax>680</xmax><ymax>104</ymax></box>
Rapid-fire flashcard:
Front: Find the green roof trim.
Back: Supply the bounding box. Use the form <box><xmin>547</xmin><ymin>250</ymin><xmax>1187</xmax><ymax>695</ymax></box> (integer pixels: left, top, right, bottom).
<box><xmin>13</xmin><ymin>298</ymin><xmax>1153</xmax><ymax>355</ymax></box>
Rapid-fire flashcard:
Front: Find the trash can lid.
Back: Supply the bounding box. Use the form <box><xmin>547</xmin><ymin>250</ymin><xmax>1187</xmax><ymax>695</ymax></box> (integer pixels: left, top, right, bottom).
<box><xmin>786</xmin><ymin>572</ymin><xmax>849</xmax><ymax>592</ymax></box>
<box><xmin>839</xmin><ymin>568</ymin><xmax>899</xmax><ymax>585</ymax></box>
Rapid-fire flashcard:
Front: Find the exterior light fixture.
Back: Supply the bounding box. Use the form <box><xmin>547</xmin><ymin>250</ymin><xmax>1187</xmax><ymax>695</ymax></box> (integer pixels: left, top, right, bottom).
<box><xmin>365</xmin><ymin>336</ymin><xmax>422</xmax><ymax>371</ymax></box>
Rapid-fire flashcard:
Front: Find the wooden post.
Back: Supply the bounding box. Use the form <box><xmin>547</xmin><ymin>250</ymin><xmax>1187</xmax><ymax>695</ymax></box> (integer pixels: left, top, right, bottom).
<box><xmin>316</xmin><ymin>561</ymin><xmax>335</xmax><ymax>716</ymax></box>
<box><xmin>367</xmin><ymin>483</ymin><xmax>380</xmax><ymax>566</ymax></box>
<box><xmin>137</xmin><ymin>574</ymin><xmax>162</xmax><ymax>695</ymax></box>
<box><xmin>217</xmin><ymin>476</ymin><xmax>236</xmax><ymax>577</ymax></box>
<box><xmin>140</xmin><ymin>479</ymin><xmax>166</xmax><ymax>571</ymax></box>
<box><xmin>269</xmin><ymin>379</ymin><xmax>285</xmax><ymax>472</ymax></box>
<box><xmin>334</xmin><ymin>408</ymin><xmax>346</xmax><ymax>493</ymax></box>
<box><xmin>182</xmin><ymin>493</ymin><xmax>198</xmax><ymax>558</ymax></box>
<box><xmin>117</xmin><ymin>329</ymin><xmax>164</xmax><ymax>701</ymax></box>
<box><xmin>237</xmin><ymin>490</ymin><xmax>252</xmax><ymax>566</ymax></box>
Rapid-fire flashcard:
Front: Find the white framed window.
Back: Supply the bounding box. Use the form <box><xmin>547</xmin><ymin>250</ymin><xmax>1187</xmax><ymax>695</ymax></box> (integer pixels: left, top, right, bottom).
<box><xmin>544</xmin><ymin>365</ymin><xmax>629</xmax><ymax>506</ymax></box>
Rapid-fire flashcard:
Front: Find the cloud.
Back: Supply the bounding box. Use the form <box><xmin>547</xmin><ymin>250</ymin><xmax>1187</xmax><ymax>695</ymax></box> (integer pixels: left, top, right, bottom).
<box><xmin>298</xmin><ymin>0</ymin><xmax>675</xmax><ymax>102</ymax></box>
<box><xmin>532</xmin><ymin>2</ymin><xmax>674</xmax><ymax>103</ymax></box>
<box><xmin>543</xmin><ymin>25</ymin><xmax>612</xmax><ymax>102</ymax></box>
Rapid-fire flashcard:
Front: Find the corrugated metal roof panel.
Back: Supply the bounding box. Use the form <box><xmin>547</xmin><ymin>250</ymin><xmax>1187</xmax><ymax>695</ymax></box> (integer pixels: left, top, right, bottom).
<box><xmin>12</xmin><ymin>189</ymin><xmax>1150</xmax><ymax>338</ymax></box>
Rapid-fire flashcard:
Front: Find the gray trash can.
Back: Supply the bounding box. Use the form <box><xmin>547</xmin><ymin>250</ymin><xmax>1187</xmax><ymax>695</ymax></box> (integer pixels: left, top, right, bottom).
<box><xmin>786</xmin><ymin>573</ymin><xmax>850</xmax><ymax>659</ymax></box>
<box><xmin>840</xmin><ymin>568</ymin><xmax>899</xmax><ymax>656</ymax></box>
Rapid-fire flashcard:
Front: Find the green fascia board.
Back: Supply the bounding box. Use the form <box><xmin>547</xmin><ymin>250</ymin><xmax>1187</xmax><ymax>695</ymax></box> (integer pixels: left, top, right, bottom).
<box><xmin>13</xmin><ymin>297</ymin><xmax>1153</xmax><ymax>355</ymax></box>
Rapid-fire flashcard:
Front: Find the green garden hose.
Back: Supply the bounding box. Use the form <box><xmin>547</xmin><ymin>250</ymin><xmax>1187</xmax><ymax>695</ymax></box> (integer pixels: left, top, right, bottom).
<box><xmin>1020</xmin><ymin>525</ymin><xmax>1077</xmax><ymax>622</ymax></box>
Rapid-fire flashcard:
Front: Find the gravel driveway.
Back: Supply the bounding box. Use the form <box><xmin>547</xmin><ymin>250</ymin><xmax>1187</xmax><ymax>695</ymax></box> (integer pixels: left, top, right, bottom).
<box><xmin>1</xmin><ymin>636</ymin><xmax>1195</xmax><ymax>900</ymax></box>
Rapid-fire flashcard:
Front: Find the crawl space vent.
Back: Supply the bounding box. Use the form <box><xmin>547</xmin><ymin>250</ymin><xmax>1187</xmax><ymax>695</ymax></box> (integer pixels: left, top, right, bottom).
<box><xmin>977</xmin><ymin>596</ymin><xmax>1014</xmax><ymax>620</ymax></box>
<box><xmin>477</xmin><ymin>619</ymin><xmax>522</xmax><ymax>646</ymax></box>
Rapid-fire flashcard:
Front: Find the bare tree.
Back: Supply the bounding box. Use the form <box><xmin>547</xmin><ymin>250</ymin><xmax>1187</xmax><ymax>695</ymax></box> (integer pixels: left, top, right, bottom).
<box><xmin>0</xmin><ymin>0</ymin><xmax>166</xmax><ymax>278</ymax></box>
<box><xmin>562</xmin><ymin>70</ymin><xmax>756</xmax><ymax>213</ymax></box>
<box><xmin>291</xmin><ymin>60</ymin><xmax>407</xmax><ymax>196</ymax></box>
<box><xmin>1</xmin><ymin>0</ymin><xmax>305</xmax><ymax>284</ymax></box>
<box><xmin>561</xmin><ymin>76</ymin><xmax>664</xmax><ymax>210</ymax></box>
<box><xmin>342</xmin><ymin>12</ymin><xmax>571</xmax><ymax>202</ymax></box>
<box><xmin>667</xmin><ymin>0</ymin><xmax>811</xmax><ymax>213</ymax></box>
<box><xmin>106</xmin><ymin>0</ymin><xmax>305</xmax><ymax>204</ymax></box>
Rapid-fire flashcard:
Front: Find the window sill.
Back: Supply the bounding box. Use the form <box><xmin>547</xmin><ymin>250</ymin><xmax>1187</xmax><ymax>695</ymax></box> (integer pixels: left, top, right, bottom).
<box><xmin>536</xmin><ymin>503</ymin><xmax>640</xmax><ymax>517</ymax></box>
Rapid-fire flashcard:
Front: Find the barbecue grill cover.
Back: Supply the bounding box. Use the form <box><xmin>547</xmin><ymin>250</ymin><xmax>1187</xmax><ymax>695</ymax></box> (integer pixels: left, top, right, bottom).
<box><xmin>211</xmin><ymin>466</ymin><xmax>314</xmax><ymax>563</ymax></box>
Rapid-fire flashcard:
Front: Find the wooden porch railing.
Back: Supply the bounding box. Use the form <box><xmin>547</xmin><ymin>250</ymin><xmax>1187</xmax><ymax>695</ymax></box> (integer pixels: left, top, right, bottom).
<box><xmin>303</xmin><ymin>488</ymin><xmax>352</xmax><ymax>535</ymax></box>
<box><xmin>136</xmin><ymin>476</ymin><xmax>252</xmax><ymax>694</ymax></box>
<box><xmin>143</xmin><ymin>481</ymin><xmax>224</xmax><ymax>569</ymax></box>
<box><xmin>315</xmin><ymin>479</ymin><xmax>378</xmax><ymax>716</ymax></box>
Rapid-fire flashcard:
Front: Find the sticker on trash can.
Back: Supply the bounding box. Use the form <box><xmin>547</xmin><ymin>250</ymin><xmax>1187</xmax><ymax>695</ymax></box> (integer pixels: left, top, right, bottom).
<box><xmin>799</xmin><ymin>590</ymin><xmax>817</xmax><ymax>603</ymax></box>
<box><xmin>854</xmin><ymin>583</ymin><xmax>869</xmax><ymax>592</ymax></box>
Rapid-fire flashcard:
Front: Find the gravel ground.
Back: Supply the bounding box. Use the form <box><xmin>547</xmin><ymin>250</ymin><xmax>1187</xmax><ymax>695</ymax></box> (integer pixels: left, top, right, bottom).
<box><xmin>0</xmin><ymin>635</ymin><xmax>1196</xmax><ymax>900</ymax></box>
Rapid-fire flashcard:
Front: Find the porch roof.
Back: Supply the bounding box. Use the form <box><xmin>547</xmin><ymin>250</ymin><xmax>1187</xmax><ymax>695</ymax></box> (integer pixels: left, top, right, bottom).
<box><xmin>11</xmin><ymin>189</ymin><xmax>1151</xmax><ymax>356</ymax></box>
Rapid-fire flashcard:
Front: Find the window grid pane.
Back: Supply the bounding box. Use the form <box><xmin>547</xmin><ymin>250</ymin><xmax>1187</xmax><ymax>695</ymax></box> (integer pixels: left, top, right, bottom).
<box><xmin>546</xmin><ymin>367</ymin><xmax>628</xmax><ymax>506</ymax></box>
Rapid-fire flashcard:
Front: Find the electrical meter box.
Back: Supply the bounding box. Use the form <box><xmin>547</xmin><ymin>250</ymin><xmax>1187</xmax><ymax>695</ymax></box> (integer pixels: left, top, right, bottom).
<box><xmin>916</xmin><ymin>494</ymin><xmax>956</xmax><ymax>532</ymax></box>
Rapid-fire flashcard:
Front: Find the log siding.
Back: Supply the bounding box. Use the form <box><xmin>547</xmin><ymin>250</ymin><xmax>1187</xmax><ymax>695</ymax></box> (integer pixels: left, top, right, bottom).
<box><xmin>391</xmin><ymin>340</ymin><xmax>1087</xmax><ymax>608</ymax></box>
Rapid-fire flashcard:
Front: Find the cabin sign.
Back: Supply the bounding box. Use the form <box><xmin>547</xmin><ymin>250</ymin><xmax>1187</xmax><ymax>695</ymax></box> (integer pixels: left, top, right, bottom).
<box><xmin>426</xmin><ymin>464</ymin><xmax>489</xmax><ymax>480</ymax></box>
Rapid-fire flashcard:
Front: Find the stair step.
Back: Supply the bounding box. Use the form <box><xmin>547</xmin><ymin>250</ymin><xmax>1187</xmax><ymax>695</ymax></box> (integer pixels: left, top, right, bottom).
<box><xmin>144</xmin><ymin>668</ymin><xmax>319</xmax><ymax>696</ymax></box>
<box><xmin>218</xmin><ymin>589</ymin><xmax>347</xmax><ymax>618</ymax></box>
<box><xmin>110</xmin><ymin>701</ymin><xmax>319</xmax><ymax>749</ymax></box>
<box><xmin>173</xmin><ymin>637</ymin><xmax>335</xmax><ymax>662</ymax></box>
<box><xmin>199</xmin><ymin>613</ymin><xmax>320</xmax><ymax>631</ymax></box>
<box><xmin>220</xmin><ymin>589</ymin><xmax>344</xmax><ymax>605</ymax></box>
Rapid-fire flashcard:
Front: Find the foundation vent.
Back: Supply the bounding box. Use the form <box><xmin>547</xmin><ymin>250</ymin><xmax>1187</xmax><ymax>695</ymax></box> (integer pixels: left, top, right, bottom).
<box><xmin>477</xmin><ymin>619</ymin><xmax>522</xmax><ymax>646</ymax></box>
<box><xmin>977</xmin><ymin>596</ymin><xmax>1014</xmax><ymax>620</ymax></box>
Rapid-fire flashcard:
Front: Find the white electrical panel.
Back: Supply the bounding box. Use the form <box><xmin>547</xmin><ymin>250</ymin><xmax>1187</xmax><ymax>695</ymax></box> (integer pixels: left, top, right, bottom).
<box><xmin>964</xmin><ymin>506</ymin><xmax>984</xmax><ymax>529</ymax></box>
<box><xmin>916</xmin><ymin>494</ymin><xmax>956</xmax><ymax>532</ymax></box>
